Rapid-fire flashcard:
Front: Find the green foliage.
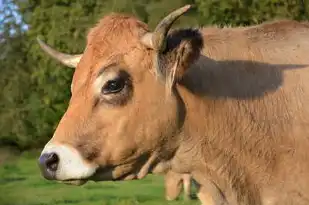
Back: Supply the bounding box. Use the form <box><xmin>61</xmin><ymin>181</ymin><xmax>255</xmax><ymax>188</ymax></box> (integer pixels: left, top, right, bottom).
<box><xmin>195</xmin><ymin>0</ymin><xmax>309</xmax><ymax>26</ymax></box>
<box><xmin>1</xmin><ymin>0</ymin><xmax>309</xmax><ymax>150</ymax></box>
<box><xmin>0</xmin><ymin>0</ymin><xmax>35</xmax><ymax>149</ymax></box>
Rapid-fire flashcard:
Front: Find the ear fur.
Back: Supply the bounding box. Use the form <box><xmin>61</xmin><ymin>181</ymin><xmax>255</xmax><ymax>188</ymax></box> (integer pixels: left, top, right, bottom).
<box><xmin>161</xmin><ymin>28</ymin><xmax>204</xmax><ymax>86</ymax></box>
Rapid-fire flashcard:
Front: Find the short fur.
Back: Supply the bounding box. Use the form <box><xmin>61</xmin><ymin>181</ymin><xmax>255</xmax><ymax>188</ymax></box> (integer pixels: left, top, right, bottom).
<box><xmin>40</xmin><ymin>10</ymin><xmax>309</xmax><ymax>205</ymax></box>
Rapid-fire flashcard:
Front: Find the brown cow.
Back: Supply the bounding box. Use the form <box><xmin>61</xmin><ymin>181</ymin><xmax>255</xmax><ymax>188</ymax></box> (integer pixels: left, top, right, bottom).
<box><xmin>37</xmin><ymin>4</ymin><xmax>309</xmax><ymax>205</ymax></box>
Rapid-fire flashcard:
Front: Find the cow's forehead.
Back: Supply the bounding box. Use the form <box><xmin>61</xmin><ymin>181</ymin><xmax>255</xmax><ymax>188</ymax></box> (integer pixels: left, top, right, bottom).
<box><xmin>70</xmin><ymin>13</ymin><xmax>152</xmax><ymax>92</ymax></box>
<box><xmin>87</xmin><ymin>13</ymin><xmax>149</xmax><ymax>57</ymax></box>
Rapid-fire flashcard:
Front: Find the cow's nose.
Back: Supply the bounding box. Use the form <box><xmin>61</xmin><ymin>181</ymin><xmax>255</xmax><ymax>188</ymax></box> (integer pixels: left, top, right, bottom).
<box><xmin>38</xmin><ymin>152</ymin><xmax>59</xmax><ymax>180</ymax></box>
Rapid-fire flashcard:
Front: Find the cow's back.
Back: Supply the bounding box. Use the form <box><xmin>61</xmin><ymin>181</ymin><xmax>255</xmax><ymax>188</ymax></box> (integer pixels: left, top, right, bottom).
<box><xmin>178</xmin><ymin>20</ymin><xmax>309</xmax><ymax>204</ymax></box>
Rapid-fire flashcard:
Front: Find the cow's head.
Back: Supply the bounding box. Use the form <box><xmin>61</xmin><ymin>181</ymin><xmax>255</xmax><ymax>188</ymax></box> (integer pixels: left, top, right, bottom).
<box><xmin>37</xmin><ymin>5</ymin><xmax>203</xmax><ymax>185</ymax></box>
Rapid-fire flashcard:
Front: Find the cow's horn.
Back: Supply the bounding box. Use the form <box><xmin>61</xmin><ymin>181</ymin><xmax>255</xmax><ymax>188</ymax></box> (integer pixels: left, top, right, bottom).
<box><xmin>141</xmin><ymin>5</ymin><xmax>192</xmax><ymax>52</ymax></box>
<box><xmin>37</xmin><ymin>37</ymin><xmax>82</xmax><ymax>68</ymax></box>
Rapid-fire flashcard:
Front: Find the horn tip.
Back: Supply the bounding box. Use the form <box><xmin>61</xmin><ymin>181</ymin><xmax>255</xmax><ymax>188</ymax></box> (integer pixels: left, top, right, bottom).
<box><xmin>183</xmin><ymin>4</ymin><xmax>193</xmax><ymax>12</ymax></box>
<box><xmin>184</xmin><ymin>4</ymin><xmax>192</xmax><ymax>9</ymax></box>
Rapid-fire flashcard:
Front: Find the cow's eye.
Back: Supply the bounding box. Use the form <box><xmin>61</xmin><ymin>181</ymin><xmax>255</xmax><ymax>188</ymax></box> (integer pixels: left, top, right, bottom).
<box><xmin>101</xmin><ymin>78</ymin><xmax>125</xmax><ymax>94</ymax></box>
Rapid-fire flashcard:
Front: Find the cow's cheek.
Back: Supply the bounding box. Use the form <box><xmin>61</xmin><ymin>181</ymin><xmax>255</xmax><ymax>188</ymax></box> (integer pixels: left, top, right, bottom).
<box><xmin>91</xmin><ymin>83</ymin><xmax>180</xmax><ymax>166</ymax></box>
<box><xmin>91</xmin><ymin>114</ymin><xmax>138</xmax><ymax>165</ymax></box>
<box><xmin>129</xmin><ymin>94</ymin><xmax>180</xmax><ymax>153</ymax></box>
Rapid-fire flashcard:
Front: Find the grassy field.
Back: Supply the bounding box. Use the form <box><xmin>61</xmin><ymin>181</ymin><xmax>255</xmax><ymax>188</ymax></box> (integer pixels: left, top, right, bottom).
<box><xmin>0</xmin><ymin>150</ymin><xmax>199</xmax><ymax>205</ymax></box>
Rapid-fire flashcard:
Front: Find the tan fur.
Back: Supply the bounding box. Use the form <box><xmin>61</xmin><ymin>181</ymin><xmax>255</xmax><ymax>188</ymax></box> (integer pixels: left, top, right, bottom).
<box><xmin>164</xmin><ymin>171</ymin><xmax>187</xmax><ymax>201</ymax></box>
<box><xmin>164</xmin><ymin>171</ymin><xmax>193</xmax><ymax>201</ymax></box>
<box><xmin>41</xmin><ymin>10</ymin><xmax>309</xmax><ymax>205</ymax></box>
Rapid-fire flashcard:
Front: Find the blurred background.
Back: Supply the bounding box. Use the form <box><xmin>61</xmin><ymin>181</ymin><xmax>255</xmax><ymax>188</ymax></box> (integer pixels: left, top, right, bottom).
<box><xmin>0</xmin><ymin>0</ymin><xmax>309</xmax><ymax>205</ymax></box>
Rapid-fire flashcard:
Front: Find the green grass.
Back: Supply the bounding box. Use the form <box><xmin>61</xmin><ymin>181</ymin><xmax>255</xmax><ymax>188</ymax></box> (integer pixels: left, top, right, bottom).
<box><xmin>0</xmin><ymin>151</ymin><xmax>199</xmax><ymax>205</ymax></box>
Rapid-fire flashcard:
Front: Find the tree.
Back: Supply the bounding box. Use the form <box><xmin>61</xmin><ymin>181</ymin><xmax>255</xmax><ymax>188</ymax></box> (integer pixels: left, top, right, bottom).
<box><xmin>0</xmin><ymin>0</ymin><xmax>33</xmax><ymax>149</ymax></box>
<box><xmin>1</xmin><ymin>0</ymin><xmax>309</xmax><ymax>150</ymax></box>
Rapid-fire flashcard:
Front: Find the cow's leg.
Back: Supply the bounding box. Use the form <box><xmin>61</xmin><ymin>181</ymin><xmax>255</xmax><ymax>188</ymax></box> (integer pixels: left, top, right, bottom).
<box><xmin>194</xmin><ymin>179</ymin><xmax>227</xmax><ymax>205</ymax></box>
<box><xmin>197</xmin><ymin>185</ymin><xmax>215</xmax><ymax>205</ymax></box>
<box><xmin>182</xmin><ymin>174</ymin><xmax>192</xmax><ymax>200</ymax></box>
<box><xmin>164</xmin><ymin>170</ymin><xmax>183</xmax><ymax>201</ymax></box>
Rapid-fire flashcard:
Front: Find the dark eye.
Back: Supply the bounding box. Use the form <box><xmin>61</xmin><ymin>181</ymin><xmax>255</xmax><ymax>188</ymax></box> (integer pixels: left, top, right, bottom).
<box><xmin>102</xmin><ymin>78</ymin><xmax>125</xmax><ymax>94</ymax></box>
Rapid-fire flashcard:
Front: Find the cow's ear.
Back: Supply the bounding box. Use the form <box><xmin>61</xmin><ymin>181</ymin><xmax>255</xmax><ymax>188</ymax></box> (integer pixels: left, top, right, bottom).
<box><xmin>164</xmin><ymin>29</ymin><xmax>203</xmax><ymax>85</ymax></box>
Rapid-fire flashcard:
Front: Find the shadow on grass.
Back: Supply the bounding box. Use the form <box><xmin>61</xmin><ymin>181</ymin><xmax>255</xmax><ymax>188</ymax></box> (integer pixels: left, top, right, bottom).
<box><xmin>84</xmin><ymin>184</ymin><xmax>115</xmax><ymax>190</ymax></box>
<box><xmin>54</xmin><ymin>199</ymin><xmax>81</xmax><ymax>204</ymax></box>
<box><xmin>87</xmin><ymin>194</ymin><xmax>155</xmax><ymax>202</ymax></box>
<box><xmin>0</xmin><ymin>177</ymin><xmax>26</xmax><ymax>184</ymax></box>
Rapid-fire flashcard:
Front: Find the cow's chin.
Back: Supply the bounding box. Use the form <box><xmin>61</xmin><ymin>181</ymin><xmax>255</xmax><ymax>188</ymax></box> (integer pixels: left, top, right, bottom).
<box><xmin>91</xmin><ymin>172</ymin><xmax>138</xmax><ymax>181</ymax></box>
<box><xmin>89</xmin><ymin>156</ymin><xmax>160</xmax><ymax>182</ymax></box>
<box><xmin>55</xmin><ymin>167</ymin><xmax>137</xmax><ymax>185</ymax></box>
<box><xmin>89</xmin><ymin>165</ymin><xmax>139</xmax><ymax>182</ymax></box>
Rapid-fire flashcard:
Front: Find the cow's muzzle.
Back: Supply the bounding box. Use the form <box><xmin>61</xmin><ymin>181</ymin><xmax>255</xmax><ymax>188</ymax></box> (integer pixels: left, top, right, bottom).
<box><xmin>38</xmin><ymin>143</ymin><xmax>97</xmax><ymax>183</ymax></box>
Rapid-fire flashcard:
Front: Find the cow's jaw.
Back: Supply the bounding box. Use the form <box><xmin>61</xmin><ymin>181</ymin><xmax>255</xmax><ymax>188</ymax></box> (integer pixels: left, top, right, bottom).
<box><xmin>89</xmin><ymin>165</ymin><xmax>136</xmax><ymax>181</ymax></box>
<box><xmin>38</xmin><ymin>141</ymin><xmax>165</xmax><ymax>184</ymax></box>
<box><xmin>90</xmin><ymin>151</ymin><xmax>161</xmax><ymax>182</ymax></box>
<box><xmin>39</xmin><ymin>142</ymin><xmax>98</xmax><ymax>184</ymax></box>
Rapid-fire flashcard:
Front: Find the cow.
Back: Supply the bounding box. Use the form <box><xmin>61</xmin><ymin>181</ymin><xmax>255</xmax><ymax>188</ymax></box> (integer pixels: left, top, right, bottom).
<box><xmin>36</xmin><ymin>4</ymin><xmax>309</xmax><ymax>205</ymax></box>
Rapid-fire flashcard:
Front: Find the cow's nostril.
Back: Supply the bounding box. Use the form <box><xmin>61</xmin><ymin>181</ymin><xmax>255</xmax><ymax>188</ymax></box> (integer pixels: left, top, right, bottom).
<box><xmin>38</xmin><ymin>152</ymin><xmax>59</xmax><ymax>180</ymax></box>
<box><xmin>45</xmin><ymin>152</ymin><xmax>59</xmax><ymax>172</ymax></box>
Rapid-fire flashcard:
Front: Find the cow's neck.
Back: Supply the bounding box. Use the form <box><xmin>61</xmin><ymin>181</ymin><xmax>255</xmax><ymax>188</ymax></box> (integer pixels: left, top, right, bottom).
<box><xmin>170</xmin><ymin>84</ymin><xmax>264</xmax><ymax>205</ymax></box>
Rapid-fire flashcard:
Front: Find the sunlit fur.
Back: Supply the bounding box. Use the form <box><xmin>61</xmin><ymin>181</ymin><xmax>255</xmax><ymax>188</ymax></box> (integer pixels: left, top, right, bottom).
<box><xmin>39</xmin><ymin>10</ymin><xmax>309</xmax><ymax>205</ymax></box>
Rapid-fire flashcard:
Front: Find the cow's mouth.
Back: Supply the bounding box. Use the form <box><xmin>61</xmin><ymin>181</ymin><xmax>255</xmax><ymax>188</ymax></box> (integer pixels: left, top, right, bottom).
<box><xmin>55</xmin><ymin>165</ymin><xmax>137</xmax><ymax>185</ymax></box>
<box><xmin>57</xmin><ymin>152</ymin><xmax>160</xmax><ymax>185</ymax></box>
